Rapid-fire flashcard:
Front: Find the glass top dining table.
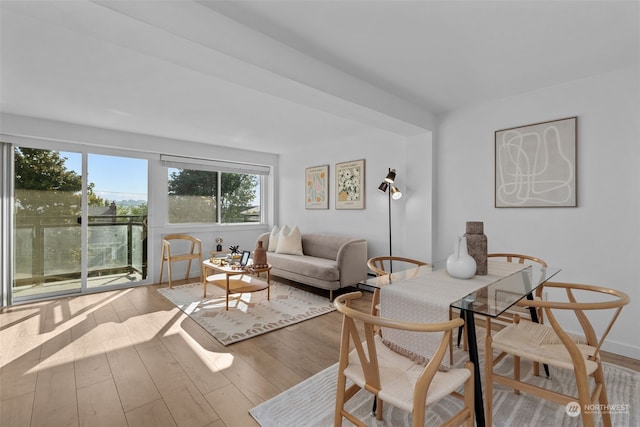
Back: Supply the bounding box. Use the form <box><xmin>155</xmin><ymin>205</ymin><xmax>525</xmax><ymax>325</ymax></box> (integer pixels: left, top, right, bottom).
<box><xmin>362</xmin><ymin>261</ymin><xmax>560</xmax><ymax>319</ymax></box>
<box><xmin>360</xmin><ymin>260</ymin><xmax>561</xmax><ymax>427</ymax></box>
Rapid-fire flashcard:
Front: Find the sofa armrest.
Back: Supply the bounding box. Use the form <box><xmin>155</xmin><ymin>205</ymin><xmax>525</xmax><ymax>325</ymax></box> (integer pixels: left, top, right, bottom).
<box><xmin>336</xmin><ymin>239</ymin><xmax>368</xmax><ymax>287</ymax></box>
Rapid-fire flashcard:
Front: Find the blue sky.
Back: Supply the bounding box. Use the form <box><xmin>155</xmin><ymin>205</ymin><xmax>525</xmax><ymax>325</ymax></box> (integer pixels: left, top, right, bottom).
<box><xmin>63</xmin><ymin>152</ymin><xmax>148</xmax><ymax>202</ymax></box>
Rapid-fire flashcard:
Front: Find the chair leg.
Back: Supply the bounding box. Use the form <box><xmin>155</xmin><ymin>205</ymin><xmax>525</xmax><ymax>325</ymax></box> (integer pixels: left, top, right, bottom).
<box><xmin>463</xmin><ymin>322</ymin><xmax>468</xmax><ymax>351</ymax></box>
<box><xmin>167</xmin><ymin>260</ymin><xmax>173</xmax><ymax>288</ymax></box>
<box><xmin>513</xmin><ymin>355</ymin><xmax>521</xmax><ymax>395</ymax></box>
<box><xmin>574</xmin><ymin>365</ymin><xmax>596</xmax><ymax>427</ymax></box>
<box><xmin>462</xmin><ymin>322</ymin><xmax>469</xmax><ymax>351</ymax></box>
<box><xmin>448</xmin><ymin>307</ymin><xmax>454</xmax><ymax>365</ymax></box>
<box><xmin>456</xmin><ymin>309</ymin><xmax>468</xmax><ymax>351</ymax></box>
<box><xmin>594</xmin><ymin>363</ymin><xmax>612</xmax><ymax>427</ymax></box>
<box><xmin>449</xmin><ymin>330</ymin><xmax>455</xmax><ymax>366</ymax></box>
<box><xmin>578</xmin><ymin>395</ymin><xmax>595</xmax><ymax>427</ymax></box>
<box><xmin>371</xmin><ymin>289</ymin><xmax>380</xmax><ymax>316</ymax></box>
<box><xmin>186</xmin><ymin>259</ymin><xmax>192</xmax><ymax>281</ymax></box>
<box><xmin>159</xmin><ymin>257</ymin><xmax>165</xmax><ymax>285</ymax></box>
<box><xmin>413</xmin><ymin>397</ymin><xmax>425</xmax><ymax>427</ymax></box>
<box><xmin>334</xmin><ymin>371</ymin><xmax>347</xmax><ymax>427</ymax></box>
<box><xmin>464</xmin><ymin>361</ymin><xmax>475</xmax><ymax>427</ymax></box>
<box><xmin>484</xmin><ymin>328</ymin><xmax>494</xmax><ymax>427</ymax></box>
<box><xmin>574</xmin><ymin>361</ymin><xmax>595</xmax><ymax>427</ymax></box>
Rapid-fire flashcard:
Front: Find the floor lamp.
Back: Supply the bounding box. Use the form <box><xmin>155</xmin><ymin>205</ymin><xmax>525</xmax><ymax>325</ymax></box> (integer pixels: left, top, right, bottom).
<box><xmin>377</xmin><ymin>168</ymin><xmax>402</xmax><ymax>272</ymax></box>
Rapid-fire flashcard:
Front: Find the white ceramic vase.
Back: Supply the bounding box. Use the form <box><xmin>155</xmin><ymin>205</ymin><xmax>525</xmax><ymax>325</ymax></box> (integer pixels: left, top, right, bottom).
<box><xmin>446</xmin><ymin>236</ymin><xmax>477</xmax><ymax>279</ymax></box>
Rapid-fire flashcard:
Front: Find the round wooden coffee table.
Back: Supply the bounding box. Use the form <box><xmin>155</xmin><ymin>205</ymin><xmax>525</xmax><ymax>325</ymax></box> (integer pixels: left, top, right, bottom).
<box><xmin>201</xmin><ymin>259</ymin><xmax>271</xmax><ymax>310</ymax></box>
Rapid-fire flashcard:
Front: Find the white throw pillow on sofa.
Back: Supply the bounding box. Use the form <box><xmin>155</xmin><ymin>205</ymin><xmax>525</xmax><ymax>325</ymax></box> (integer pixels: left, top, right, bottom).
<box><xmin>276</xmin><ymin>225</ymin><xmax>303</xmax><ymax>256</ymax></box>
<box><xmin>267</xmin><ymin>225</ymin><xmax>281</xmax><ymax>252</ymax></box>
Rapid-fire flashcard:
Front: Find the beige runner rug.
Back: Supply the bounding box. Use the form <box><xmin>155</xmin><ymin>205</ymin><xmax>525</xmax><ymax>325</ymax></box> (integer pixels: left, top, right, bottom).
<box><xmin>158</xmin><ymin>281</ymin><xmax>335</xmax><ymax>345</ymax></box>
<box><xmin>250</xmin><ymin>333</ymin><xmax>639</xmax><ymax>426</ymax></box>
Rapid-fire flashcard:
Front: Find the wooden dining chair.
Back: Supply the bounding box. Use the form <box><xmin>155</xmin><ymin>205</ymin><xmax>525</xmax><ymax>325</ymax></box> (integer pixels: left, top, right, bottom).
<box><xmin>456</xmin><ymin>253</ymin><xmax>548</xmax><ymax>346</ymax></box>
<box><xmin>333</xmin><ymin>291</ymin><xmax>475</xmax><ymax>427</ymax></box>
<box><xmin>366</xmin><ymin>256</ymin><xmax>428</xmax><ymax>316</ymax></box>
<box><xmin>484</xmin><ymin>282</ymin><xmax>629</xmax><ymax>427</ymax></box>
<box><xmin>367</xmin><ymin>256</ymin><xmax>428</xmax><ymax>277</ymax></box>
<box><xmin>451</xmin><ymin>253</ymin><xmax>548</xmax><ymax>367</ymax></box>
<box><xmin>487</xmin><ymin>253</ymin><xmax>548</xmax><ymax>321</ymax></box>
<box><xmin>159</xmin><ymin>234</ymin><xmax>202</xmax><ymax>288</ymax></box>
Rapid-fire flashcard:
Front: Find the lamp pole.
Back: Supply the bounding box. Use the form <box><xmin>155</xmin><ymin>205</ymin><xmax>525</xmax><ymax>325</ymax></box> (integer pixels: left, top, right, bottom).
<box><xmin>387</xmin><ymin>168</ymin><xmax>393</xmax><ymax>272</ymax></box>
<box><xmin>387</xmin><ymin>169</ymin><xmax>393</xmax><ymax>260</ymax></box>
<box><xmin>379</xmin><ymin>167</ymin><xmax>401</xmax><ymax>273</ymax></box>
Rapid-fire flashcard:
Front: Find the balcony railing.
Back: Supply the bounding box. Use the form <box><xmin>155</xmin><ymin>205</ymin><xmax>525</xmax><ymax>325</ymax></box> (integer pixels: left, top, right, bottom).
<box><xmin>14</xmin><ymin>215</ymin><xmax>147</xmax><ymax>287</ymax></box>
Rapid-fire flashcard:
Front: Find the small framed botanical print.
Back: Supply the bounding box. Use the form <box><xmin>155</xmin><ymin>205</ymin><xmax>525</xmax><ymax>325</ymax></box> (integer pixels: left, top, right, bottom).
<box><xmin>305</xmin><ymin>165</ymin><xmax>329</xmax><ymax>209</ymax></box>
<box><xmin>335</xmin><ymin>159</ymin><xmax>365</xmax><ymax>209</ymax></box>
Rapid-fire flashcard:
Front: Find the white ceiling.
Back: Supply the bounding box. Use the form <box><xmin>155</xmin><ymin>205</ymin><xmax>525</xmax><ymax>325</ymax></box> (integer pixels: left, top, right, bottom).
<box><xmin>1</xmin><ymin>1</ymin><xmax>638</xmax><ymax>154</ymax></box>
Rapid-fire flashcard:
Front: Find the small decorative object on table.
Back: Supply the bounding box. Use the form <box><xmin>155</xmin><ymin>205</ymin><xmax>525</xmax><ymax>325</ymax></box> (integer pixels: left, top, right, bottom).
<box><xmin>464</xmin><ymin>221</ymin><xmax>487</xmax><ymax>275</ymax></box>
<box><xmin>446</xmin><ymin>236</ymin><xmax>477</xmax><ymax>279</ymax></box>
<box><xmin>215</xmin><ymin>237</ymin><xmax>223</xmax><ymax>252</ymax></box>
<box><xmin>228</xmin><ymin>245</ymin><xmax>242</xmax><ymax>262</ymax></box>
<box><xmin>253</xmin><ymin>240</ymin><xmax>268</xmax><ymax>268</ymax></box>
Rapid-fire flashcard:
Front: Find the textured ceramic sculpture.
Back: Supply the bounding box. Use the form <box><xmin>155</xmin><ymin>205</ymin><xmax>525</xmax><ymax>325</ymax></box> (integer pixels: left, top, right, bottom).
<box><xmin>253</xmin><ymin>240</ymin><xmax>268</xmax><ymax>268</ymax></box>
<box><xmin>464</xmin><ymin>221</ymin><xmax>487</xmax><ymax>275</ymax></box>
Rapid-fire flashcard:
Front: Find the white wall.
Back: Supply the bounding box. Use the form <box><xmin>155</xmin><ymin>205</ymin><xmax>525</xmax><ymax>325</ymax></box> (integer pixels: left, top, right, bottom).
<box><xmin>434</xmin><ymin>66</ymin><xmax>640</xmax><ymax>358</ymax></box>
<box><xmin>403</xmin><ymin>133</ymin><xmax>433</xmax><ymax>261</ymax></box>
<box><xmin>278</xmin><ymin>130</ymin><xmax>433</xmax><ymax>262</ymax></box>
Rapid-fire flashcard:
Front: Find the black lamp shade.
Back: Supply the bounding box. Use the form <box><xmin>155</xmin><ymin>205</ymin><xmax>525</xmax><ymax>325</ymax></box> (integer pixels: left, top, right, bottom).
<box><xmin>385</xmin><ymin>169</ymin><xmax>396</xmax><ymax>183</ymax></box>
<box><xmin>378</xmin><ymin>182</ymin><xmax>389</xmax><ymax>192</ymax></box>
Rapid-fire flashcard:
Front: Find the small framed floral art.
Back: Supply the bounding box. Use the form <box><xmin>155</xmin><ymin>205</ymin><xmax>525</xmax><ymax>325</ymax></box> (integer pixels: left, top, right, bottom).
<box><xmin>335</xmin><ymin>159</ymin><xmax>365</xmax><ymax>209</ymax></box>
<box><xmin>305</xmin><ymin>165</ymin><xmax>329</xmax><ymax>209</ymax></box>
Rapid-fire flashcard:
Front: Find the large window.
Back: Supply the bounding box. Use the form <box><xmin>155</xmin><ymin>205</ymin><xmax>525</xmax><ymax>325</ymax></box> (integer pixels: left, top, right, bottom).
<box><xmin>164</xmin><ymin>156</ymin><xmax>267</xmax><ymax>225</ymax></box>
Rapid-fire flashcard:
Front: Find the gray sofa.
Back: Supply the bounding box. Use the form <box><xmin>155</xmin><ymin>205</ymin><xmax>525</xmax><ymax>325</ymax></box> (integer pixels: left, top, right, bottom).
<box><xmin>255</xmin><ymin>232</ymin><xmax>368</xmax><ymax>299</ymax></box>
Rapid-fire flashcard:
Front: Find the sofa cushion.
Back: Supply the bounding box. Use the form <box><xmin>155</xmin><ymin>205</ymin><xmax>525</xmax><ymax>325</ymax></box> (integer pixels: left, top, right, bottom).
<box><xmin>267</xmin><ymin>253</ymin><xmax>340</xmax><ymax>282</ymax></box>
<box><xmin>276</xmin><ymin>225</ymin><xmax>304</xmax><ymax>255</ymax></box>
<box><xmin>267</xmin><ymin>225</ymin><xmax>280</xmax><ymax>252</ymax></box>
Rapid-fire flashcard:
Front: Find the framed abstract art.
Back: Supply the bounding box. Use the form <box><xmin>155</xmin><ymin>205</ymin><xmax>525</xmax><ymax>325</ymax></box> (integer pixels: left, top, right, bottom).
<box><xmin>495</xmin><ymin>117</ymin><xmax>577</xmax><ymax>208</ymax></box>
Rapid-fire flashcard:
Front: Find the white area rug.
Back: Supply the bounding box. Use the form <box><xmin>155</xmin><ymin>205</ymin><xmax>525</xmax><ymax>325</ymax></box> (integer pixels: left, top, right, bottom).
<box><xmin>250</xmin><ymin>333</ymin><xmax>639</xmax><ymax>426</ymax></box>
<box><xmin>158</xmin><ymin>281</ymin><xmax>335</xmax><ymax>345</ymax></box>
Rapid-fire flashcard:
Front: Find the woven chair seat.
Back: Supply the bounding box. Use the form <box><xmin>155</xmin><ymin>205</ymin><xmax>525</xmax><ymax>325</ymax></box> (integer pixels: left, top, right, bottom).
<box><xmin>334</xmin><ymin>291</ymin><xmax>474</xmax><ymax>427</ymax></box>
<box><xmin>343</xmin><ymin>335</ymin><xmax>471</xmax><ymax>412</ymax></box>
<box><xmin>493</xmin><ymin>320</ymin><xmax>598</xmax><ymax>374</ymax></box>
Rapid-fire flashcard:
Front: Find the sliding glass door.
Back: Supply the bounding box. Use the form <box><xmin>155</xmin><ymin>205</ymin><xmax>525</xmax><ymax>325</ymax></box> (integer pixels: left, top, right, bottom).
<box><xmin>10</xmin><ymin>146</ymin><xmax>148</xmax><ymax>303</ymax></box>
<box><xmin>13</xmin><ymin>147</ymin><xmax>83</xmax><ymax>299</ymax></box>
<box><xmin>86</xmin><ymin>154</ymin><xmax>148</xmax><ymax>288</ymax></box>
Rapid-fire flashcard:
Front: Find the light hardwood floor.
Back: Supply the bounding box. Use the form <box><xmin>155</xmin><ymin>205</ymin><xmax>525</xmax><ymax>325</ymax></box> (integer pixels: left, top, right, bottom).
<box><xmin>1</xmin><ymin>280</ymin><xmax>637</xmax><ymax>427</ymax></box>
